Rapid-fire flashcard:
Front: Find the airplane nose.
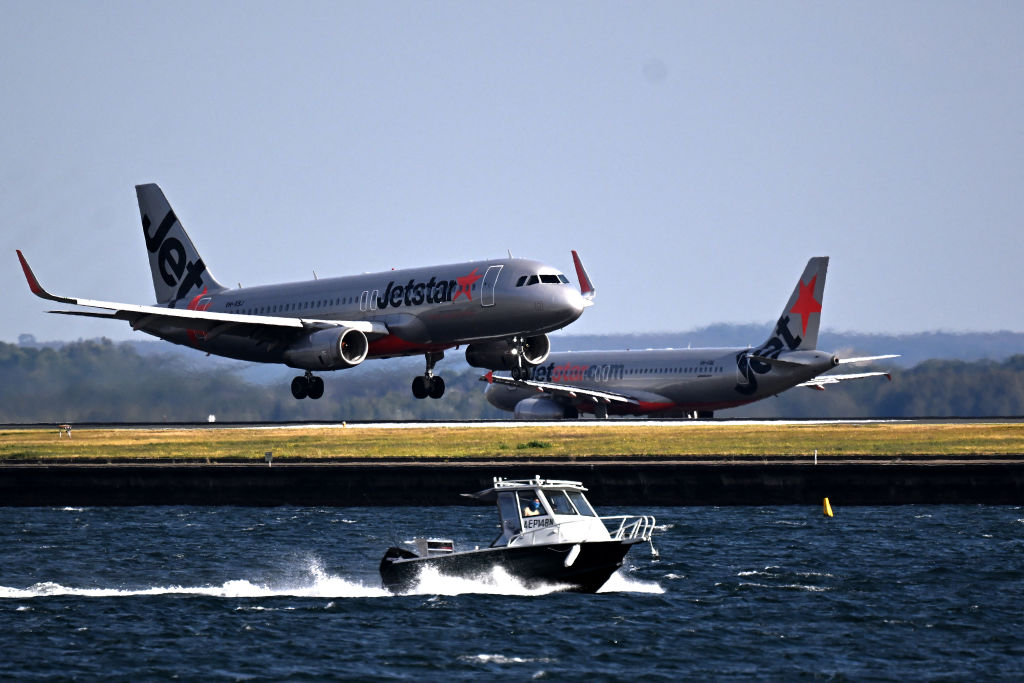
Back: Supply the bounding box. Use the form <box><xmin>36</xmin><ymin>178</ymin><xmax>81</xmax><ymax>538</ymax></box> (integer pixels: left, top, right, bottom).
<box><xmin>556</xmin><ymin>288</ymin><xmax>587</xmax><ymax>320</ymax></box>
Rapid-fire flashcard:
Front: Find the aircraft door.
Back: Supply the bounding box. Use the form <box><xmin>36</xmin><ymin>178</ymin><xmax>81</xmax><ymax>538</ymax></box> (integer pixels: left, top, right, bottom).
<box><xmin>481</xmin><ymin>265</ymin><xmax>502</xmax><ymax>307</ymax></box>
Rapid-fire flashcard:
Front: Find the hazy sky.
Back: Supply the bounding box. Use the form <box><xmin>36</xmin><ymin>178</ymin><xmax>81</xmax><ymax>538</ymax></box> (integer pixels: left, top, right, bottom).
<box><xmin>3</xmin><ymin>1</ymin><xmax>1023</xmax><ymax>344</ymax></box>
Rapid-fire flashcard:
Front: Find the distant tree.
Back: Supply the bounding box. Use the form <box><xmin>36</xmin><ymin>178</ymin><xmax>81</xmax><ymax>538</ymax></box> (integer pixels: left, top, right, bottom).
<box><xmin>1</xmin><ymin>339</ymin><xmax>1021</xmax><ymax>422</ymax></box>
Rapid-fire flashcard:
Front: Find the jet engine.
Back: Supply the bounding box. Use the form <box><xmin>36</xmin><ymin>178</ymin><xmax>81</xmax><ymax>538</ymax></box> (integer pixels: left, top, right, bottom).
<box><xmin>282</xmin><ymin>327</ymin><xmax>369</xmax><ymax>371</ymax></box>
<box><xmin>465</xmin><ymin>335</ymin><xmax>550</xmax><ymax>371</ymax></box>
<box><xmin>513</xmin><ymin>396</ymin><xmax>578</xmax><ymax>420</ymax></box>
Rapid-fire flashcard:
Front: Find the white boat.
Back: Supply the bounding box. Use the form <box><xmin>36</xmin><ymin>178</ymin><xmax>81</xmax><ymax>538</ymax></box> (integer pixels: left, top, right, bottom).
<box><xmin>379</xmin><ymin>476</ymin><xmax>656</xmax><ymax>593</ymax></box>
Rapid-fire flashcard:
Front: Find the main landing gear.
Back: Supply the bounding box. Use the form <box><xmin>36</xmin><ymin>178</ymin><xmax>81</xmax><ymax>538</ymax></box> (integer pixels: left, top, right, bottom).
<box><xmin>291</xmin><ymin>371</ymin><xmax>324</xmax><ymax>400</ymax></box>
<box><xmin>412</xmin><ymin>351</ymin><xmax>445</xmax><ymax>400</ymax></box>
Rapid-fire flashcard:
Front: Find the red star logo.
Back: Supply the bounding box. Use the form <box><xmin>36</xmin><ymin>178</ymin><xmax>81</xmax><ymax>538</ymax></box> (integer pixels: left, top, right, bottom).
<box><xmin>452</xmin><ymin>268</ymin><xmax>483</xmax><ymax>302</ymax></box>
<box><xmin>789</xmin><ymin>275</ymin><xmax>822</xmax><ymax>336</ymax></box>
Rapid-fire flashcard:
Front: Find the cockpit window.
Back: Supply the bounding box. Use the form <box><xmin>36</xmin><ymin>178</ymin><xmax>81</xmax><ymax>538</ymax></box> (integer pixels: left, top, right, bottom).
<box><xmin>568</xmin><ymin>491</ymin><xmax>596</xmax><ymax>516</ymax></box>
<box><xmin>516</xmin><ymin>273</ymin><xmax>568</xmax><ymax>286</ymax></box>
<box><xmin>546</xmin><ymin>490</ymin><xmax>579</xmax><ymax>515</ymax></box>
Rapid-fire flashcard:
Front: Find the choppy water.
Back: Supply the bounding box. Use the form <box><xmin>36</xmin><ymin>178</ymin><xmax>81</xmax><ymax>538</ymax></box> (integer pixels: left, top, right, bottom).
<box><xmin>2</xmin><ymin>504</ymin><xmax>1023</xmax><ymax>680</ymax></box>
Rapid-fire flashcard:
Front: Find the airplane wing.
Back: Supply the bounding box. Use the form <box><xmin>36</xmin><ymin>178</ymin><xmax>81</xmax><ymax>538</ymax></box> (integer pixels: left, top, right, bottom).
<box><xmin>799</xmin><ymin>371</ymin><xmax>893</xmax><ymax>391</ymax></box>
<box><xmin>17</xmin><ymin>250</ymin><xmax>389</xmax><ymax>341</ymax></box>
<box><xmin>481</xmin><ymin>371</ymin><xmax>639</xmax><ymax>406</ymax></box>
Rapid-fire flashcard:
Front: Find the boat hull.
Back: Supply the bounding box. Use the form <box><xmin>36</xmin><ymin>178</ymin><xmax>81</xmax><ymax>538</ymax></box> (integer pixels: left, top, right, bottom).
<box><xmin>379</xmin><ymin>540</ymin><xmax>640</xmax><ymax>594</ymax></box>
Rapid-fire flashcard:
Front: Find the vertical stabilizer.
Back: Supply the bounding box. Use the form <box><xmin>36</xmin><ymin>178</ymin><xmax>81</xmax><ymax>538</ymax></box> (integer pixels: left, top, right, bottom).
<box><xmin>761</xmin><ymin>257</ymin><xmax>828</xmax><ymax>352</ymax></box>
<box><xmin>135</xmin><ymin>184</ymin><xmax>226</xmax><ymax>305</ymax></box>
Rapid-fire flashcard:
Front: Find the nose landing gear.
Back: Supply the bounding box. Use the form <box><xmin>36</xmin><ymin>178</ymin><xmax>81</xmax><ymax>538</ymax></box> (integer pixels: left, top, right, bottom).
<box><xmin>291</xmin><ymin>371</ymin><xmax>325</xmax><ymax>400</ymax></box>
<box><xmin>412</xmin><ymin>351</ymin><xmax>446</xmax><ymax>399</ymax></box>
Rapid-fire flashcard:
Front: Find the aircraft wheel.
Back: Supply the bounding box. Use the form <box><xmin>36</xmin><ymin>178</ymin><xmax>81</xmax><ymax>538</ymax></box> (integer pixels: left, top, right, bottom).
<box><xmin>411</xmin><ymin>375</ymin><xmax>429</xmax><ymax>399</ymax></box>
<box><xmin>428</xmin><ymin>375</ymin><xmax>445</xmax><ymax>399</ymax></box>
<box><xmin>291</xmin><ymin>376</ymin><xmax>308</xmax><ymax>400</ymax></box>
<box><xmin>307</xmin><ymin>376</ymin><xmax>325</xmax><ymax>400</ymax></box>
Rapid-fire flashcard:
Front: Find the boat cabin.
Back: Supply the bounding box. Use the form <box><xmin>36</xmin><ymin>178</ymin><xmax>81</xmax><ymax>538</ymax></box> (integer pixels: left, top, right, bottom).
<box><xmin>466</xmin><ymin>476</ymin><xmax>619</xmax><ymax>548</ymax></box>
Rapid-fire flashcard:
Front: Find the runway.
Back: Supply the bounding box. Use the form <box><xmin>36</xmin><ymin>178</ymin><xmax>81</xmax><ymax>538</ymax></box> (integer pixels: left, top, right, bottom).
<box><xmin>5</xmin><ymin>416</ymin><xmax>1023</xmax><ymax>431</ymax></box>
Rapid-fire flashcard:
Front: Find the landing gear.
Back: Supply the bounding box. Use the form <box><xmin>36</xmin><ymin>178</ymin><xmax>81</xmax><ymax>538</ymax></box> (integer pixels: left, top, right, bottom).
<box><xmin>412</xmin><ymin>352</ymin><xmax>446</xmax><ymax>400</ymax></box>
<box><xmin>291</xmin><ymin>371</ymin><xmax>324</xmax><ymax>400</ymax></box>
<box><xmin>412</xmin><ymin>375</ymin><xmax>445</xmax><ymax>399</ymax></box>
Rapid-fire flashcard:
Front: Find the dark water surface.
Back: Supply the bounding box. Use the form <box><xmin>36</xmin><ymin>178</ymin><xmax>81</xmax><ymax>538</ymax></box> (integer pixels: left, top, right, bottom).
<box><xmin>2</xmin><ymin>505</ymin><xmax>1023</xmax><ymax>681</ymax></box>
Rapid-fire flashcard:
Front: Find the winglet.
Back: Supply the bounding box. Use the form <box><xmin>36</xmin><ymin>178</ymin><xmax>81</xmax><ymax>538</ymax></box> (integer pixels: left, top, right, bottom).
<box><xmin>16</xmin><ymin>250</ymin><xmax>74</xmax><ymax>304</ymax></box>
<box><xmin>484</xmin><ymin>370</ymin><xmax>494</xmax><ymax>384</ymax></box>
<box><xmin>571</xmin><ymin>250</ymin><xmax>595</xmax><ymax>301</ymax></box>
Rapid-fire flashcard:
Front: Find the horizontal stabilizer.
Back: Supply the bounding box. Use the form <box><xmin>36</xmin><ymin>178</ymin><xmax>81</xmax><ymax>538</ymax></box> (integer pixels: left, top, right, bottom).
<box><xmin>799</xmin><ymin>371</ymin><xmax>892</xmax><ymax>390</ymax></box>
<box><xmin>837</xmin><ymin>354</ymin><xmax>900</xmax><ymax>364</ymax></box>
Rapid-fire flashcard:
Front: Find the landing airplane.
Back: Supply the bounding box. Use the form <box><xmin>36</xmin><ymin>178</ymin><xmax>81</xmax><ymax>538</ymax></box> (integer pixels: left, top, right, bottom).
<box><xmin>18</xmin><ymin>184</ymin><xmax>595</xmax><ymax>400</ymax></box>
<box><xmin>483</xmin><ymin>257</ymin><xmax>897</xmax><ymax>418</ymax></box>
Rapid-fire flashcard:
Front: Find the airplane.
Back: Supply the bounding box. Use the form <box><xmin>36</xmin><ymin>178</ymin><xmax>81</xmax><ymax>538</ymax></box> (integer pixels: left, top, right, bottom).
<box><xmin>482</xmin><ymin>256</ymin><xmax>898</xmax><ymax>419</ymax></box>
<box><xmin>17</xmin><ymin>183</ymin><xmax>595</xmax><ymax>400</ymax></box>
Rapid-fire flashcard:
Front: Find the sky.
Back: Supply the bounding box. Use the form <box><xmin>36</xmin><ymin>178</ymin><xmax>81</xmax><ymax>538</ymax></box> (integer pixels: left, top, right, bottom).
<box><xmin>3</xmin><ymin>1</ymin><xmax>1023</xmax><ymax>344</ymax></box>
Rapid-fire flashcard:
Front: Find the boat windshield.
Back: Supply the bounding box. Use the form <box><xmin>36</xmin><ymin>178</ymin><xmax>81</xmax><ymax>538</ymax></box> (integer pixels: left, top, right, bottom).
<box><xmin>568</xmin><ymin>491</ymin><xmax>597</xmax><ymax>516</ymax></box>
<box><xmin>546</xmin><ymin>490</ymin><xmax>585</xmax><ymax>515</ymax></box>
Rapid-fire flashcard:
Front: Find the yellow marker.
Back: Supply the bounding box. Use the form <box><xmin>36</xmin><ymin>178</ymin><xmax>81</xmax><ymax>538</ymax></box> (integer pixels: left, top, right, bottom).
<box><xmin>823</xmin><ymin>497</ymin><xmax>834</xmax><ymax>517</ymax></box>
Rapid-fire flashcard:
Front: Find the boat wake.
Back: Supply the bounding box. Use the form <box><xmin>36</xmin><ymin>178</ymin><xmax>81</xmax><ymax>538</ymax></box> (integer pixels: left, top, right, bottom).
<box><xmin>0</xmin><ymin>561</ymin><xmax>389</xmax><ymax>600</ymax></box>
<box><xmin>0</xmin><ymin>562</ymin><xmax>661</xmax><ymax>600</ymax></box>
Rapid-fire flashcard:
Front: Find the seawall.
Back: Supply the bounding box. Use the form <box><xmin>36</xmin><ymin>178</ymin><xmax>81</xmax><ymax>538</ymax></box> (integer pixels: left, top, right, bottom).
<box><xmin>2</xmin><ymin>461</ymin><xmax>1023</xmax><ymax>506</ymax></box>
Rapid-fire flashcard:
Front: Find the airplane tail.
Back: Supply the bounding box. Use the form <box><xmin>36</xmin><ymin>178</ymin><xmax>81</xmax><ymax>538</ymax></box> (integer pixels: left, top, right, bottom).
<box><xmin>760</xmin><ymin>256</ymin><xmax>828</xmax><ymax>352</ymax></box>
<box><xmin>136</xmin><ymin>184</ymin><xmax>226</xmax><ymax>305</ymax></box>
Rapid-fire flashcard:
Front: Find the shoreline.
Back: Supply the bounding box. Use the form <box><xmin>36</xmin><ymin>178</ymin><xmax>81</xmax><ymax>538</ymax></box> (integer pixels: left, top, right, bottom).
<box><xmin>3</xmin><ymin>459</ymin><xmax>1023</xmax><ymax>506</ymax></box>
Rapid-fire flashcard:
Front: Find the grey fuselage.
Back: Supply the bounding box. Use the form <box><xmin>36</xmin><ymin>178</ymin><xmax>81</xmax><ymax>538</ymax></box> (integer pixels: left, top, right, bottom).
<box><xmin>485</xmin><ymin>347</ymin><xmax>838</xmax><ymax>416</ymax></box>
<box><xmin>147</xmin><ymin>258</ymin><xmax>586</xmax><ymax>363</ymax></box>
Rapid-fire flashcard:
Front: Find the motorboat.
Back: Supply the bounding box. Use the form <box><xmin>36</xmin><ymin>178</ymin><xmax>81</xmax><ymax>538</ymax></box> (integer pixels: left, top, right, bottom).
<box><xmin>379</xmin><ymin>476</ymin><xmax>657</xmax><ymax>593</ymax></box>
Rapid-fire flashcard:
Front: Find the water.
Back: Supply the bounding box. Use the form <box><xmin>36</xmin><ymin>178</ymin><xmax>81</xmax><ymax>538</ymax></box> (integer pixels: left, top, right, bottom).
<box><xmin>2</xmin><ymin>505</ymin><xmax>1023</xmax><ymax>681</ymax></box>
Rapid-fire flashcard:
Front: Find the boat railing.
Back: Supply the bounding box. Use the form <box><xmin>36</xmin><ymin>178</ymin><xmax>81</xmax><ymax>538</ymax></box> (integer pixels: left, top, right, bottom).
<box><xmin>600</xmin><ymin>514</ymin><xmax>656</xmax><ymax>541</ymax></box>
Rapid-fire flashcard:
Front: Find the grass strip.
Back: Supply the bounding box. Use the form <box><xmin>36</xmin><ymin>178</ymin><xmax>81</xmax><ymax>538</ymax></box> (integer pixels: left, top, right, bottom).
<box><xmin>2</xmin><ymin>422</ymin><xmax>1024</xmax><ymax>462</ymax></box>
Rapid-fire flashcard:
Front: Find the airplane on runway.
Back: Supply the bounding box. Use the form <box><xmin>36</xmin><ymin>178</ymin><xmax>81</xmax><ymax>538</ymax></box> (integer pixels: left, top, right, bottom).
<box><xmin>483</xmin><ymin>256</ymin><xmax>897</xmax><ymax>419</ymax></box>
<box><xmin>18</xmin><ymin>184</ymin><xmax>595</xmax><ymax>400</ymax></box>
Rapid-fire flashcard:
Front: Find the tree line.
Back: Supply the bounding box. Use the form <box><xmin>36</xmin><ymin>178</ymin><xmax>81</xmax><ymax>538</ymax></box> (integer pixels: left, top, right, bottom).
<box><xmin>1</xmin><ymin>339</ymin><xmax>1022</xmax><ymax>422</ymax></box>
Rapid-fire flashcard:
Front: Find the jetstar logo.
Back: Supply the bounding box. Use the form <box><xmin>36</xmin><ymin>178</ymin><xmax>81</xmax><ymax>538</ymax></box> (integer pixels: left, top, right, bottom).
<box><xmin>375</xmin><ymin>268</ymin><xmax>484</xmax><ymax>310</ymax></box>
<box><xmin>532</xmin><ymin>362</ymin><xmax>625</xmax><ymax>383</ymax></box>
<box><xmin>789</xmin><ymin>274</ymin><xmax>822</xmax><ymax>336</ymax></box>
<box><xmin>734</xmin><ymin>273</ymin><xmax>822</xmax><ymax>396</ymax></box>
<box><xmin>452</xmin><ymin>268</ymin><xmax>483</xmax><ymax>302</ymax></box>
<box><xmin>143</xmin><ymin>210</ymin><xmax>208</xmax><ymax>303</ymax></box>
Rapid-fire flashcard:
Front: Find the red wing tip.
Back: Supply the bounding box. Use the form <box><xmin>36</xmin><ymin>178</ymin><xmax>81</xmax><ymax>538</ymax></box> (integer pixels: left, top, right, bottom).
<box><xmin>484</xmin><ymin>371</ymin><xmax>494</xmax><ymax>383</ymax></box>
<box><xmin>571</xmin><ymin>250</ymin><xmax>594</xmax><ymax>295</ymax></box>
<box><xmin>16</xmin><ymin>250</ymin><xmax>44</xmax><ymax>295</ymax></box>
